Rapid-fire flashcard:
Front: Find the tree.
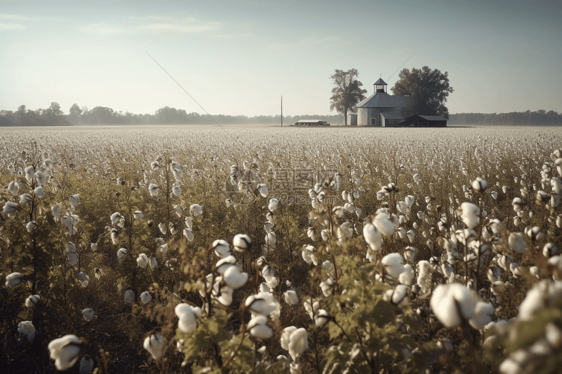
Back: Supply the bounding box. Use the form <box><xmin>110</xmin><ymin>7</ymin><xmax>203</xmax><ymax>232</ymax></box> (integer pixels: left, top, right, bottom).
<box><xmin>69</xmin><ymin>103</ymin><xmax>83</xmax><ymax>124</ymax></box>
<box><xmin>329</xmin><ymin>69</ymin><xmax>367</xmax><ymax>125</ymax></box>
<box><xmin>391</xmin><ymin>66</ymin><xmax>454</xmax><ymax>118</ymax></box>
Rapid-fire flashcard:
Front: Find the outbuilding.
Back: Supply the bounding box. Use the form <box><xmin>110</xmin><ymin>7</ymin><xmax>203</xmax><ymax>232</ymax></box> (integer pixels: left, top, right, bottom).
<box><xmin>401</xmin><ymin>115</ymin><xmax>448</xmax><ymax>127</ymax></box>
<box><xmin>356</xmin><ymin>78</ymin><xmax>414</xmax><ymax>126</ymax></box>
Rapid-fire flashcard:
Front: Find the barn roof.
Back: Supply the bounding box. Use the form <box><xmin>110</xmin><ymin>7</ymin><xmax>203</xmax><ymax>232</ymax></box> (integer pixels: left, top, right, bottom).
<box><xmin>380</xmin><ymin>113</ymin><xmax>405</xmax><ymax>120</ymax></box>
<box><xmin>417</xmin><ymin>115</ymin><xmax>448</xmax><ymax>121</ymax></box>
<box><xmin>357</xmin><ymin>92</ymin><xmax>413</xmax><ymax>109</ymax></box>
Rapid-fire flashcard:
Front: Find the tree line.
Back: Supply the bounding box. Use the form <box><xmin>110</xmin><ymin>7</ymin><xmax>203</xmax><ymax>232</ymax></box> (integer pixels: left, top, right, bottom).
<box><xmin>449</xmin><ymin>110</ymin><xmax>562</xmax><ymax>125</ymax></box>
<box><xmin>0</xmin><ymin>103</ymin><xmax>343</xmax><ymax>126</ymax></box>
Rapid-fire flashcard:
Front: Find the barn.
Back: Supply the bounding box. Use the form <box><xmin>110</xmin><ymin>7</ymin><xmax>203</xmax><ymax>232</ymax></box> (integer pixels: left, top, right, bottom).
<box><xmin>401</xmin><ymin>114</ymin><xmax>448</xmax><ymax>127</ymax></box>
<box><xmin>356</xmin><ymin>78</ymin><xmax>414</xmax><ymax>126</ymax></box>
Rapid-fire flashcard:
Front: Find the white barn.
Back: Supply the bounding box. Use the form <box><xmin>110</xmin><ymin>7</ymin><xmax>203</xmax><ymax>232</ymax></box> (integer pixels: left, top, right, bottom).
<box><xmin>356</xmin><ymin>78</ymin><xmax>414</xmax><ymax>126</ymax></box>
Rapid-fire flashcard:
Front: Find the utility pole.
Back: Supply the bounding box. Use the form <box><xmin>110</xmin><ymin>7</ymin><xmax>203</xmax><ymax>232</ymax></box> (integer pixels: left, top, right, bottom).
<box><xmin>281</xmin><ymin>95</ymin><xmax>283</xmax><ymax>127</ymax></box>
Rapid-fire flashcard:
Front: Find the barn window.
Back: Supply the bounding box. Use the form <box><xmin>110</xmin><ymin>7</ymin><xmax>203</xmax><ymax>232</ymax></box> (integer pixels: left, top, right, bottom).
<box><xmin>371</xmin><ymin>118</ymin><xmax>377</xmax><ymax>125</ymax></box>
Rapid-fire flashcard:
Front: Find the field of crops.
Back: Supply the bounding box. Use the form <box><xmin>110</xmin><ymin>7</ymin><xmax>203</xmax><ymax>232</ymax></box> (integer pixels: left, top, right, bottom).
<box><xmin>1</xmin><ymin>125</ymin><xmax>562</xmax><ymax>373</ymax></box>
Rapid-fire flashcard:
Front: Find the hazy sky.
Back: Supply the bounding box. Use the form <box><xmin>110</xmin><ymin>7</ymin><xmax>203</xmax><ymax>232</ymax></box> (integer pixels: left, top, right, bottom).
<box><xmin>1</xmin><ymin>0</ymin><xmax>561</xmax><ymax>116</ymax></box>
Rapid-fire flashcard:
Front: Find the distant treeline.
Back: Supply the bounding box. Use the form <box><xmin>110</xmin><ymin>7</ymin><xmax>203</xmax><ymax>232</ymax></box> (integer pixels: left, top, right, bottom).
<box><xmin>0</xmin><ymin>103</ymin><xmax>343</xmax><ymax>126</ymax></box>
<box><xmin>2</xmin><ymin>103</ymin><xmax>561</xmax><ymax>127</ymax></box>
<box><xmin>449</xmin><ymin>110</ymin><xmax>562</xmax><ymax>125</ymax></box>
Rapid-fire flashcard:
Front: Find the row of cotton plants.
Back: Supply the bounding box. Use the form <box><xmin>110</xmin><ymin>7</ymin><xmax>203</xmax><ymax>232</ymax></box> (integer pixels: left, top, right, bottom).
<box><xmin>1</xmin><ymin>127</ymin><xmax>562</xmax><ymax>373</ymax></box>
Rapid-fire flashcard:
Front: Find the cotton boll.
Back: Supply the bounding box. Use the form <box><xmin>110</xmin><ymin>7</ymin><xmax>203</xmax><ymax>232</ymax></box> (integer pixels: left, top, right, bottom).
<box><xmin>315</xmin><ymin>309</ymin><xmax>330</xmax><ymax>328</ymax></box>
<box><xmin>245</xmin><ymin>292</ymin><xmax>280</xmax><ymax>317</ymax></box>
<box><xmin>137</xmin><ymin>253</ymin><xmax>149</xmax><ymax>268</ymax></box>
<box><xmin>190</xmin><ymin>204</ymin><xmax>203</xmax><ymax>216</ymax></box>
<box><xmin>133</xmin><ymin>211</ymin><xmax>143</xmax><ymax>220</ymax></box>
<box><xmin>143</xmin><ymin>333</ymin><xmax>167</xmax><ymax>361</ymax></box>
<box><xmin>284</xmin><ymin>290</ymin><xmax>299</xmax><ymax>305</ymax></box>
<box><xmin>26</xmin><ymin>220</ymin><xmax>38</xmax><ymax>233</ymax></box>
<box><xmin>117</xmin><ymin>248</ymin><xmax>127</xmax><ymax>261</ymax></box>
<box><xmin>430</xmin><ymin>283</ymin><xmax>477</xmax><ymax>328</ymax></box>
<box><xmin>288</xmin><ymin>328</ymin><xmax>308</xmax><ymax>361</ymax></box>
<box><xmin>148</xmin><ymin>184</ymin><xmax>159</xmax><ymax>197</ymax></box>
<box><xmin>213</xmin><ymin>240</ymin><xmax>230</xmax><ymax>258</ymax></box>
<box><xmin>399</xmin><ymin>264</ymin><xmax>415</xmax><ymax>285</ymax></box>
<box><xmin>69</xmin><ymin>194</ymin><xmax>80</xmax><ymax>208</ymax></box>
<box><xmin>25</xmin><ymin>294</ymin><xmax>40</xmax><ymax>308</ymax></box>
<box><xmin>382</xmin><ymin>253</ymin><xmax>406</xmax><ymax>278</ymax></box>
<box><xmin>20</xmin><ymin>193</ymin><xmax>33</xmax><ymax>205</ymax></box>
<box><xmin>34</xmin><ymin>186</ymin><xmax>45</xmax><ymax>197</ymax></box>
<box><xmin>183</xmin><ymin>229</ymin><xmax>194</xmax><ymax>242</ymax></box>
<box><xmin>223</xmin><ymin>266</ymin><xmax>248</xmax><ymax>289</ymax></box>
<box><xmin>24</xmin><ymin>165</ymin><xmax>35</xmax><ymax>182</ymax></box>
<box><xmin>363</xmin><ymin>223</ymin><xmax>382</xmax><ymax>252</ymax></box>
<box><xmin>268</xmin><ymin>198</ymin><xmax>279</xmax><ymax>212</ymax></box>
<box><xmin>543</xmin><ymin>243</ymin><xmax>557</xmax><ymax>258</ymax></box>
<box><xmin>175</xmin><ymin>303</ymin><xmax>202</xmax><ymax>333</ymax></box>
<box><xmin>373</xmin><ymin>213</ymin><xmax>395</xmax><ymax>237</ymax></box>
<box><xmin>124</xmin><ymin>288</ymin><xmax>135</xmax><ymax>304</ymax></box>
<box><xmin>48</xmin><ymin>334</ymin><xmax>82</xmax><ymax>370</ymax></box>
<box><xmin>508</xmin><ymin>233</ymin><xmax>526</xmax><ymax>254</ymax></box>
<box><xmin>233</xmin><ymin>234</ymin><xmax>251</xmax><ymax>252</ymax></box>
<box><xmin>320</xmin><ymin>278</ymin><xmax>334</xmax><ymax>296</ymax></box>
<box><xmin>90</xmin><ymin>243</ymin><xmax>98</xmax><ymax>252</ymax></box>
<box><xmin>216</xmin><ymin>255</ymin><xmax>236</xmax><ymax>274</ymax></box>
<box><xmin>140</xmin><ymin>291</ymin><xmax>152</xmax><ymax>304</ymax></box>
<box><xmin>172</xmin><ymin>186</ymin><xmax>182</xmax><ymax>197</ymax></box>
<box><xmin>160</xmin><ymin>243</ymin><xmax>169</xmax><ymax>255</ymax></box>
<box><xmin>82</xmin><ymin>308</ymin><xmax>95</xmax><ymax>321</ymax></box>
<box><xmin>469</xmin><ymin>301</ymin><xmax>495</xmax><ymax>330</ymax></box>
<box><xmin>249</xmin><ymin>315</ymin><xmax>273</xmax><ymax>340</ymax></box>
<box><xmin>158</xmin><ymin>222</ymin><xmax>167</xmax><ymax>235</ymax></box>
<box><xmin>471</xmin><ymin>177</ymin><xmax>489</xmax><ymax>193</ymax></box>
<box><xmin>5</xmin><ymin>272</ymin><xmax>22</xmax><ymax>287</ymax></box>
<box><xmin>459</xmin><ymin>202</ymin><xmax>480</xmax><ymax>229</ymax></box>
<box><xmin>8</xmin><ymin>181</ymin><xmax>19</xmax><ymax>196</ymax></box>
<box><xmin>518</xmin><ymin>280</ymin><xmax>562</xmax><ymax>320</ymax></box>
<box><xmin>18</xmin><ymin>321</ymin><xmax>36</xmax><ymax>342</ymax></box>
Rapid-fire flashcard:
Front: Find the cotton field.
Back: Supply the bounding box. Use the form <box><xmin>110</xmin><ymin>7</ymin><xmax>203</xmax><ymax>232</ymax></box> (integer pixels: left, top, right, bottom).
<box><xmin>1</xmin><ymin>125</ymin><xmax>562</xmax><ymax>373</ymax></box>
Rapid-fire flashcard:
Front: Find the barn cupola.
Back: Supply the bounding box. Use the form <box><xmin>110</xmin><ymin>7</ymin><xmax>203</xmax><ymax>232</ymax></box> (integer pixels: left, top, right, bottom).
<box><xmin>374</xmin><ymin>78</ymin><xmax>387</xmax><ymax>93</ymax></box>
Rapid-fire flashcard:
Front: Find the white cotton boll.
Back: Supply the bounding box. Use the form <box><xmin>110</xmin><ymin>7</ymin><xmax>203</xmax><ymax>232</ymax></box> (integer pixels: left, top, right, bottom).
<box><xmin>382</xmin><ymin>253</ymin><xmax>406</xmax><ymax>278</ymax></box>
<box><xmin>249</xmin><ymin>315</ymin><xmax>273</xmax><ymax>339</ymax></box>
<box><xmin>150</xmin><ymin>257</ymin><xmax>158</xmax><ymax>269</ymax></box>
<box><xmin>18</xmin><ymin>321</ymin><xmax>36</xmax><ymax>342</ymax></box>
<box><xmin>459</xmin><ymin>202</ymin><xmax>480</xmax><ymax>229</ymax></box>
<box><xmin>26</xmin><ymin>220</ymin><xmax>38</xmax><ymax>233</ymax></box>
<box><xmin>175</xmin><ymin>303</ymin><xmax>202</xmax><ymax>333</ymax></box>
<box><xmin>6</xmin><ymin>272</ymin><xmax>22</xmax><ymax>287</ymax></box>
<box><xmin>140</xmin><ymin>291</ymin><xmax>152</xmax><ymax>304</ymax></box>
<box><xmin>24</xmin><ymin>165</ymin><xmax>35</xmax><ymax>182</ymax></box>
<box><xmin>397</xmin><ymin>201</ymin><xmax>408</xmax><ymax>214</ymax></box>
<box><xmin>137</xmin><ymin>253</ymin><xmax>149</xmax><ymax>268</ymax></box>
<box><xmin>160</xmin><ymin>243</ymin><xmax>169</xmax><ymax>255</ymax></box>
<box><xmin>218</xmin><ymin>285</ymin><xmax>234</xmax><ymax>305</ymax></box>
<box><xmin>25</xmin><ymin>294</ymin><xmax>40</xmax><ymax>308</ymax></box>
<box><xmin>245</xmin><ymin>292</ymin><xmax>280</xmax><ymax>317</ymax></box>
<box><xmin>469</xmin><ymin>301</ymin><xmax>495</xmax><ymax>330</ymax></box>
<box><xmin>172</xmin><ymin>186</ymin><xmax>182</xmax><ymax>196</ymax></box>
<box><xmin>508</xmin><ymin>233</ymin><xmax>526</xmax><ymax>254</ymax></box>
<box><xmin>20</xmin><ymin>193</ymin><xmax>33</xmax><ymax>205</ymax></box>
<box><xmin>133</xmin><ymin>211</ymin><xmax>143</xmax><ymax>220</ymax></box>
<box><xmin>216</xmin><ymin>255</ymin><xmax>236</xmax><ymax>274</ymax></box>
<box><xmin>266</xmin><ymin>232</ymin><xmax>277</xmax><ymax>249</ymax></box>
<box><xmin>110</xmin><ymin>212</ymin><xmax>121</xmax><ymax>225</ymax></box>
<box><xmin>48</xmin><ymin>334</ymin><xmax>82</xmax><ymax>370</ymax></box>
<box><xmin>143</xmin><ymin>333</ymin><xmax>167</xmax><ymax>361</ymax></box>
<box><xmin>50</xmin><ymin>204</ymin><xmax>61</xmax><ymax>219</ymax></box>
<box><xmin>302</xmin><ymin>250</ymin><xmax>312</xmax><ymax>264</ymax></box>
<box><xmin>320</xmin><ymin>278</ymin><xmax>334</xmax><ymax>296</ymax></box>
<box><xmin>303</xmin><ymin>298</ymin><xmax>320</xmax><ymax>319</ymax></box>
<box><xmin>288</xmin><ymin>328</ymin><xmax>308</xmax><ymax>361</ymax></box>
<box><xmin>79</xmin><ymin>356</ymin><xmax>94</xmax><ymax>374</ymax></box>
<box><xmin>385</xmin><ymin>284</ymin><xmax>409</xmax><ymax>306</ymax></box>
<box><xmin>373</xmin><ymin>213</ymin><xmax>395</xmax><ymax>237</ymax></box>
<box><xmin>233</xmin><ymin>234</ymin><xmax>251</xmax><ymax>252</ymax></box>
<box><xmin>213</xmin><ymin>239</ymin><xmax>230</xmax><ymax>258</ymax></box>
<box><xmin>8</xmin><ymin>181</ymin><xmax>19</xmax><ymax>196</ymax></box>
<box><xmin>399</xmin><ymin>264</ymin><xmax>415</xmax><ymax>285</ymax></box>
<box><xmin>124</xmin><ymin>289</ymin><xmax>135</xmax><ymax>304</ymax></box>
<box><xmin>77</xmin><ymin>272</ymin><xmax>89</xmax><ymax>285</ymax></box>
<box><xmin>148</xmin><ymin>184</ymin><xmax>158</xmax><ymax>197</ymax></box>
<box><xmin>257</xmin><ymin>184</ymin><xmax>269</xmax><ymax>198</ymax></box>
<box><xmin>543</xmin><ymin>243</ymin><xmax>557</xmax><ymax>258</ymax></box>
<box><xmin>69</xmin><ymin>194</ymin><xmax>80</xmax><ymax>208</ymax></box>
<box><xmin>268</xmin><ymin>198</ymin><xmax>279</xmax><ymax>212</ymax></box>
<box><xmin>82</xmin><ymin>308</ymin><xmax>95</xmax><ymax>321</ymax></box>
<box><xmin>266</xmin><ymin>276</ymin><xmax>279</xmax><ymax>289</ymax></box>
<box><xmin>363</xmin><ymin>223</ymin><xmax>382</xmax><ymax>251</ymax></box>
<box><xmin>284</xmin><ymin>290</ymin><xmax>299</xmax><ymax>305</ymax></box>
<box><xmin>172</xmin><ymin>205</ymin><xmax>182</xmax><ymax>218</ymax></box>
<box><xmin>471</xmin><ymin>177</ymin><xmax>489</xmax><ymax>193</ymax></box>
<box><xmin>158</xmin><ymin>222</ymin><xmax>167</xmax><ymax>235</ymax></box>
<box><xmin>430</xmin><ymin>283</ymin><xmax>477</xmax><ymax>328</ymax></box>
<box><xmin>315</xmin><ymin>309</ymin><xmax>330</xmax><ymax>328</ymax></box>
<box><xmin>281</xmin><ymin>326</ymin><xmax>297</xmax><ymax>351</ymax></box>
<box><xmin>183</xmin><ymin>229</ymin><xmax>194</xmax><ymax>242</ymax></box>
<box><xmin>223</xmin><ymin>266</ymin><xmax>248</xmax><ymax>289</ymax></box>
<box><xmin>190</xmin><ymin>204</ymin><xmax>203</xmax><ymax>216</ymax></box>
<box><xmin>405</xmin><ymin>195</ymin><xmax>415</xmax><ymax>206</ymax></box>
<box><xmin>34</xmin><ymin>186</ymin><xmax>45</xmax><ymax>197</ymax></box>
<box><xmin>518</xmin><ymin>280</ymin><xmax>562</xmax><ymax>320</ymax></box>
<box><xmin>259</xmin><ymin>283</ymin><xmax>271</xmax><ymax>293</ymax></box>
<box><xmin>117</xmin><ymin>248</ymin><xmax>127</xmax><ymax>261</ymax></box>
<box><xmin>90</xmin><ymin>243</ymin><xmax>98</xmax><ymax>252</ymax></box>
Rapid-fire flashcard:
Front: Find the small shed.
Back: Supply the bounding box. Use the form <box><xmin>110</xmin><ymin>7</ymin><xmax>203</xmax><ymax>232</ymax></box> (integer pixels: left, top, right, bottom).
<box><xmin>380</xmin><ymin>112</ymin><xmax>405</xmax><ymax>127</ymax></box>
<box><xmin>401</xmin><ymin>115</ymin><xmax>448</xmax><ymax>127</ymax></box>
